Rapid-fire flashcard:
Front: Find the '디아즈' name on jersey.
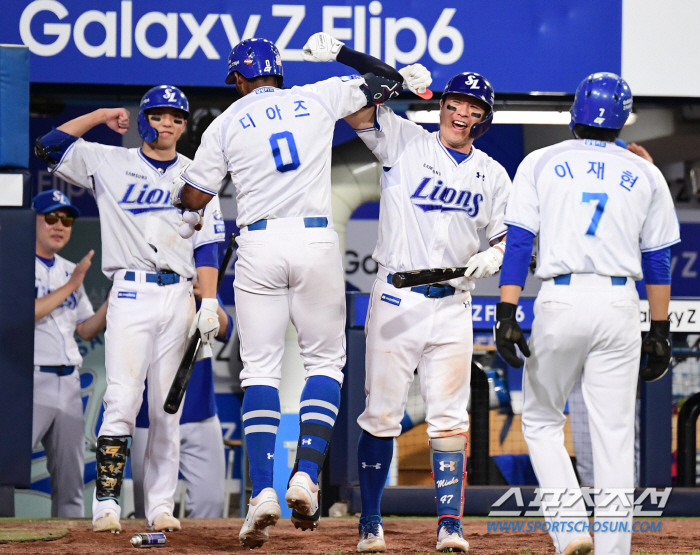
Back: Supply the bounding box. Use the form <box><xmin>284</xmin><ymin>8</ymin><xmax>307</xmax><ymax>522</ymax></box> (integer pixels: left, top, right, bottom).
<box><xmin>119</xmin><ymin>184</ymin><xmax>175</xmax><ymax>215</ymax></box>
<box><xmin>411</xmin><ymin>176</ymin><xmax>482</xmax><ymax>216</ymax></box>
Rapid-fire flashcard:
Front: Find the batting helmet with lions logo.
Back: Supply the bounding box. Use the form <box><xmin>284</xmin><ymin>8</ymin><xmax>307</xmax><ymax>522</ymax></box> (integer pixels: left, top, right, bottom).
<box><xmin>137</xmin><ymin>85</ymin><xmax>190</xmax><ymax>143</ymax></box>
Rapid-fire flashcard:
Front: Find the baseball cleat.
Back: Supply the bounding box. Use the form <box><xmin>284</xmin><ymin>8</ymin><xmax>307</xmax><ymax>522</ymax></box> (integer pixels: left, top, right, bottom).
<box><xmin>285</xmin><ymin>471</ymin><xmax>321</xmax><ymax>530</ymax></box>
<box><xmin>435</xmin><ymin>517</ymin><xmax>469</xmax><ymax>552</ymax></box>
<box><xmin>562</xmin><ymin>536</ymin><xmax>593</xmax><ymax>555</ymax></box>
<box><xmin>357</xmin><ymin>515</ymin><xmax>386</xmax><ymax>552</ymax></box>
<box><xmin>93</xmin><ymin>511</ymin><xmax>121</xmax><ymax>533</ymax></box>
<box><xmin>239</xmin><ymin>488</ymin><xmax>281</xmax><ymax>549</ymax></box>
<box><xmin>149</xmin><ymin>512</ymin><xmax>181</xmax><ymax>532</ymax></box>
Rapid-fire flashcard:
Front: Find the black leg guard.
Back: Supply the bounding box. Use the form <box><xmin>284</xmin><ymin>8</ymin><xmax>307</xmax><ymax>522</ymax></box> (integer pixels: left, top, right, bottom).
<box><xmin>287</xmin><ymin>423</ymin><xmax>333</xmax><ymax>530</ymax></box>
<box><xmin>96</xmin><ymin>436</ymin><xmax>131</xmax><ymax>502</ymax></box>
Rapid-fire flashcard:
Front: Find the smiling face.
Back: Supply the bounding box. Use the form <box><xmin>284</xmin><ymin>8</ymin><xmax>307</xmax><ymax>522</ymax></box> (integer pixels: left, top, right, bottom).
<box><xmin>36</xmin><ymin>208</ymin><xmax>73</xmax><ymax>257</ymax></box>
<box><xmin>145</xmin><ymin>107</ymin><xmax>187</xmax><ymax>150</ymax></box>
<box><xmin>438</xmin><ymin>94</ymin><xmax>490</xmax><ymax>153</ymax></box>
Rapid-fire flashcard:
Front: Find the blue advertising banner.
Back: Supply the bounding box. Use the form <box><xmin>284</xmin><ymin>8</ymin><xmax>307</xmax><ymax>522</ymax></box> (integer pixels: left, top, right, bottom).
<box><xmin>2</xmin><ymin>0</ymin><xmax>621</xmax><ymax>92</ymax></box>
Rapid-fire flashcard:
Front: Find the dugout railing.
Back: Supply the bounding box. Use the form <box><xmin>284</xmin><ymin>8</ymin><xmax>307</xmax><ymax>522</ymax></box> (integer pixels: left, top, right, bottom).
<box><xmin>325</xmin><ymin>292</ymin><xmax>700</xmax><ymax>517</ymax></box>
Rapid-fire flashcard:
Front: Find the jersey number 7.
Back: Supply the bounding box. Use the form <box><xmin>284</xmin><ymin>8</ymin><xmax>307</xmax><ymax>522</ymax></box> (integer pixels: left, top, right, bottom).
<box><xmin>582</xmin><ymin>192</ymin><xmax>609</xmax><ymax>236</ymax></box>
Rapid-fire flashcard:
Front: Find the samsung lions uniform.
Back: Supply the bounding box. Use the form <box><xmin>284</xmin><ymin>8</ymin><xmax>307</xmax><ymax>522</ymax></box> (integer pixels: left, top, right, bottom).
<box><xmin>355</xmin><ymin>105</ymin><xmax>511</xmax><ymax>439</ymax></box>
<box><xmin>181</xmin><ymin>76</ymin><xmax>368</xmax><ymax>389</ymax></box>
<box><xmin>506</xmin><ymin>139</ymin><xmax>679</xmax><ymax>555</ymax></box>
<box><xmin>34</xmin><ymin>254</ymin><xmax>95</xmax><ymax>517</ymax></box>
<box><xmin>48</xmin><ymin>142</ymin><xmax>224</xmax><ymax>525</ymax></box>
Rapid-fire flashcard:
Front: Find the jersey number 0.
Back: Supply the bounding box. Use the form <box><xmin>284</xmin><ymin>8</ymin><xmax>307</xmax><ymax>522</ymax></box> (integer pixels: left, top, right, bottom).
<box><xmin>269</xmin><ymin>131</ymin><xmax>301</xmax><ymax>173</ymax></box>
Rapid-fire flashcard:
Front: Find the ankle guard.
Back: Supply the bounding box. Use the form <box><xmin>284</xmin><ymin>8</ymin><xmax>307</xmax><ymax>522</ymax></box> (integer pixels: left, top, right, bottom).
<box><xmin>430</xmin><ymin>434</ymin><xmax>468</xmax><ymax>519</ymax></box>
<box><xmin>96</xmin><ymin>436</ymin><xmax>131</xmax><ymax>502</ymax></box>
<box><xmin>287</xmin><ymin>422</ymin><xmax>333</xmax><ymax>524</ymax></box>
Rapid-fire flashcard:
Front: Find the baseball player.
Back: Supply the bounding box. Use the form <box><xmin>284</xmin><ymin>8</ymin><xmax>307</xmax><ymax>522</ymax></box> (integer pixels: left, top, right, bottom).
<box><xmin>131</xmin><ymin>291</ymin><xmax>233</xmax><ymax>518</ymax></box>
<box><xmin>311</xmin><ymin>34</ymin><xmax>510</xmax><ymax>549</ymax></box>
<box><xmin>495</xmin><ymin>73</ymin><xmax>678</xmax><ymax>555</ymax></box>
<box><xmin>171</xmin><ymin>38</ymin><xmax>404</xmax><ymax>549</ymax></box>
<box><xmin>33</xmin><ymin>189</ymin><xmax>108</xmax><ymax>517</ymax></box>
<box><xmin>34</xmin><ymin>85</ymin><xmax>224</xmax><ymax>533</ymax></box>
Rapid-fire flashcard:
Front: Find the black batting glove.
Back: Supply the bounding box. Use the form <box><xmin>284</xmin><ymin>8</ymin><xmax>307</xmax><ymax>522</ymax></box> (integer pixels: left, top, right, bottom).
<box><xmin>493</xmin><ymin>302</ymin><xmax>531</xmax><ymax>368</ymax></box>
<box><xmin>640</xmin><ymin>319</ymin><xmax>671</xmax><ymax>382</ymax></box>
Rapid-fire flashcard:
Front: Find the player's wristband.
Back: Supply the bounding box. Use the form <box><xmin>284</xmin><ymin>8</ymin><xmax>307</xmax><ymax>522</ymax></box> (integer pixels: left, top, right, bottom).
<box><xmin>496</xmin><ymin>301</ymin><xmax>518</xmax><ymax>321</ymax></box>
<box><xmin>649</xmin><ymin>319</ymin><xmax>670</xmax><ymax>337</ymax></box>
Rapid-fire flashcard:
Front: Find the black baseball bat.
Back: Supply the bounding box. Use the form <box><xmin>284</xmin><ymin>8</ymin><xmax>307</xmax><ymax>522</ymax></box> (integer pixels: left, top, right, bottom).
<box><xmin>164</xmin><ymin>232</ymin><xmax>237</xmax><ymax>414</ymax></box>
<box><xmin>391</xmin><ymin>267</ymin><xmax>468</xmax><ymax>289</ymax></box>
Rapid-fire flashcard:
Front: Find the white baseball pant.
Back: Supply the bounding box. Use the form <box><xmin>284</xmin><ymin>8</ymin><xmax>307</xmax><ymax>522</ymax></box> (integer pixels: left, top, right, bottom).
<box><xmin>93</xmin><ymin>272</ymin><xmax>195</xmax><ymax>525</ymax></box>
<box><xmin>357</xmin><ymin>270</ymin><xmax>473</xmax><ymax>438</ymax></box>
<box><xmin>131</xmin><ymin>416</ymin><xmax>226</xmax><ymax>518</ymax></box>
<box><xmin>522</xmin><ymin>274</ymin><xmax>640</xmax><ymax>555</ymax></box>
<box><xmin>32</xmin><ymin>368</ymin><xmax>85</xmax><ymax>517</ymax></box>
<box><xmin>234</xmin><ymin>218</ymin><xmax>346</xmax><ymax>388</ymax></box>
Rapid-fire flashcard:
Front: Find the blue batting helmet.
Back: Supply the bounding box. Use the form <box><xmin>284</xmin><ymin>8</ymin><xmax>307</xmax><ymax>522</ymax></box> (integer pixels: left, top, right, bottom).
<box><xmin>443</xmin><ymin>72</ymin><xmax>495</xmax><ymax>140</ymax></box>
<box><xmin>137</xmin><ymin>85</ymin><xmax>190</xmax><ymax>143</ymax></box>
<box><xmin>570</xmin><ymin>72</ymin><xmax>632</xmax><ymax>133</ymax></box>
<box><xmin>225</xmin><ymin>38</ymin><xmax>283</xmax><ymax>86</ymax></box>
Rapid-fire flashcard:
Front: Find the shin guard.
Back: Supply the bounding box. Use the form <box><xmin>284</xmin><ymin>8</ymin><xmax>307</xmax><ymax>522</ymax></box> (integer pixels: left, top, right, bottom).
<box><xmin>430</xmin><ymin>434</ymin><xmax>468</xmax><ymax>520</ymax></box>
<box><xmin>96</xmin><ymin>436</ymin><xmax>131</xmax><ymax>502</ymax></box>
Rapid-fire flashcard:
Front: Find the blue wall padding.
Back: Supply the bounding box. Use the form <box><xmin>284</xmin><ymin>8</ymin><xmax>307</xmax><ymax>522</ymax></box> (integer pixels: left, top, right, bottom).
<box><xmin>0</xmin><ymin>46</ymin><xmax>30</xmax><ymax>168</ymax></box>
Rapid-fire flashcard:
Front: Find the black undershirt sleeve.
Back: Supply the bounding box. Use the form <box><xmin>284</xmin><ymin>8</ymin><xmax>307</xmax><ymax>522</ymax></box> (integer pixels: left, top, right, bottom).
<box><xmin>336</xmin><ymin>46</ymin><xmax>403</xmax><ymax>83</ymax></box>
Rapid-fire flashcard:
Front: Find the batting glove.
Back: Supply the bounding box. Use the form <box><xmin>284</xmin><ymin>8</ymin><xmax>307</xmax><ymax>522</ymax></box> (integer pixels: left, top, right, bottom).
<box><xmin>302</xmin><ymin>32</ymin><xmax>344</xmax><ymax>62</ymax></box>
<box><xmin>464</xmin><ymin>246</ymin><xmax>504</xmax><ymax>279</ymax></box>
<box><xmin>494</xmin><ymin>302</ymin><xmax>530</xmax><ymax>367</ymax></box>
<box><xmin>178</xmin><ymin>209</ymin><xmax>203</xmax><ymax>239</ymax></box>
<box><xmin>640</xmin><ymin>319</ymin><xmax>672</xmax><ymax>382</ymax></box>
<box><xmin>190</xmin><ymin>298</ymin><xmax>220</xmax><ymax>347</ymax></box>
<box><xmin>398</xmin><ymin>64</ymin><xmax>432</xmax><ymax>95</ymax></box>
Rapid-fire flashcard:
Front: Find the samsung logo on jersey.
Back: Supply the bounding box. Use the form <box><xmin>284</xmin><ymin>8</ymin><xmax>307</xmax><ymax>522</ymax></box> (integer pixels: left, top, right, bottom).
<box><xmin>410</xmin><ymin>177</ymin><xmax>482</xmax><ymax>217</ymax></box>
<box><xmin>120</xmin><ymin>183</ymin><xmax>175</xmax><ymax>215</ymax></box>
<box><xmin>255</xmin><ymin>87</ymin><xmax>276</xmax><ymax>94</ymax></box>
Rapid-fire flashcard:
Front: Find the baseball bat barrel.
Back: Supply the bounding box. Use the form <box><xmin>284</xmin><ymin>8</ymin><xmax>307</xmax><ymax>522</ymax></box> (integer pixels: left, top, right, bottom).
<box><xmin>164</xmin><ymin>232</ymin><xmax>237</xmax><ymax>415</ymax></box>
<box><xmin>391</xmin><ymin>267</ymin><xmax>467</xmax><ymax>289</ymax></box>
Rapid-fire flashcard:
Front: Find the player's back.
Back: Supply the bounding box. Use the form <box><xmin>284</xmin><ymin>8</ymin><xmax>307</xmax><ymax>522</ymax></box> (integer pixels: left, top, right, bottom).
<box><xmin>509</xmin><ymin>139</ymin><xmax>677</xmax><ymax>280</ymax></box>
<box><xmin>209</xmin><ymin>77</ymin><xmax>365</xmax><ymax>226</ymax></box>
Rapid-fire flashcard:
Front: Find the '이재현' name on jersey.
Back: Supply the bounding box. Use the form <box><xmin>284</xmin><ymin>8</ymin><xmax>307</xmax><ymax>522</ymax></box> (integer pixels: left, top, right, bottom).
<box><xmin>410</xmin><ymin>177</ymin><xmax>482</xmax><ymax>216</ymax></box>
<box><xmin>119</xmin><ymin>184</ymin><xmax>175</xmax><ymax>215</ymax></box>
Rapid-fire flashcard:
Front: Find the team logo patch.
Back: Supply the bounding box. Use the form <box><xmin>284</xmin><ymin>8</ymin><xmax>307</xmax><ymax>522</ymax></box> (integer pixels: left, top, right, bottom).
<box><xmin>380</xmin><ymin>293</ymin><xmax>401</xmax><ymax>306</ymax></box>
<box><xmin>243</xmin><ymin>58</ymin><xmax>254</xmax><ymax>65</ymax></box>
<box><xmin>118</xmin><ymin>291</ymin><xmax>137</xmax><ymax>299</ymax></box>
<box><xmin>215</xmin><ymin>223</ymin><xmax>226</xmax><ymax>233</ymax></box>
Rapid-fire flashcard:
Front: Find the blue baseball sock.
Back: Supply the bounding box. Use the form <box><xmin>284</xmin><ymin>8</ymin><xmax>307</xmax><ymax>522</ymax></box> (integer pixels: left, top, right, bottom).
<box><xmin>296</xmin><ymin>376</ymin><xmax>341</xmax><ymax>484</ymax></box>
<box><xmin>242</xmin><ymin>385</ymin><xmax>280</xmax><ymax>498</ymax></box>
<box><xmin>357</xmin><ymin>430</ymin><xmax>393</xmax><ymax>518</ymax></box>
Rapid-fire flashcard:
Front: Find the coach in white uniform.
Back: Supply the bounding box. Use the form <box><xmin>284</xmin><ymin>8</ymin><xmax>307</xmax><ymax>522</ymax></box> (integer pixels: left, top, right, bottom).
<box><xmin>33</xmin><ymin>189</ymin><xmax>108</xmax><ymax>517</ymax></box>
<box><xmin>495</xmin><ymin>73</ymin><xmax>679</xmax><ymax>555</ymax></box>
<box><xmin>35</xmin><ymin>86</ymin><xmax>223</xmax><ymax>533</ymax></box>
<box><xmin>327</xmin><ymin>42</ymin><xmax>511</xmax><ymax>550</ymax></box>
<box><xmin>172</xmin><ymin>38</ymin><xmax>407</xmax><ymax>549</ymax></box>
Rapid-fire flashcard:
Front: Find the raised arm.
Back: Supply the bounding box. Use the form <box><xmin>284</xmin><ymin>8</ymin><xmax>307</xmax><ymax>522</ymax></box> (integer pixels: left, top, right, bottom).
<box><xmin>57</xmin><ymin>108</ymin><xmax>130</xmax><ymax>138</ymax></box>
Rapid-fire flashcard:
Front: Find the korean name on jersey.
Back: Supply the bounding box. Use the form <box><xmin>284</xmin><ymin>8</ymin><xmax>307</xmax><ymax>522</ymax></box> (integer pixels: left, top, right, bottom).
<box><xmin>49</xmin><ymin>144</ymin><xmax>225</xmax><ymax>279</ymax></box>
<box><xmin>180</xmin><ymin>76</ymin><xmax>368</xmax><ymax>227</ymax></box>
<box><xmin>356</xmin><ymin>105</ymin><xmax>511</xmax><ymax>288</ymax></box>
<box><xmin>505</xmin><ymin>139</ymin><xmax>680</xmax><ymax>280</ymax></box>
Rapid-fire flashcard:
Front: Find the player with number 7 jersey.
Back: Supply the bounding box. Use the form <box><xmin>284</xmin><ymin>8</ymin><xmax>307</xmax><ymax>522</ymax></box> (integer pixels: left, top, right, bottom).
<box><xmin>172</xmin><ymin>38</ymin><xmax>406</xmax><ymax>548</ymax></box>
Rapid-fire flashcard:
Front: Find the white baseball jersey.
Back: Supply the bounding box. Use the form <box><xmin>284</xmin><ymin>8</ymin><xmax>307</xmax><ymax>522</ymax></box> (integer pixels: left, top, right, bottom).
<box><xmin>506</xmin><ymin>139</ymin><xmax>680</xmax><ymax>279</ymax></box>
<box><xmin>181</xmin><ymin>76</ymin><xmax>368</xmax><ymax>227</ymax></box>
<box><xmin>50</xmin><ymin>145</ymin><xmax>224</xmax><ymax>279</ymax></box>
<box><xmin>34</xmin><ymin>254</ymin><xmax>94</xmax><ymax>366</ymax></box>
<box><xmin>356</xmin><ymin>105</ymin><xmax>511</xmax><ymax>291</ymax></box>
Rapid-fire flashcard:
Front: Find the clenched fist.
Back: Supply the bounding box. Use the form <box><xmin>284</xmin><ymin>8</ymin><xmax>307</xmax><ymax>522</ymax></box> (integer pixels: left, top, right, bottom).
<box><xmin>302</xmin><ymin>32</ymin><xmax>345</xmax><ymax>62</ymax></box>
<box><xmin>398</xmin><ymin>64</ymin><xmax>432</xmax><ymax>95</ymax></box>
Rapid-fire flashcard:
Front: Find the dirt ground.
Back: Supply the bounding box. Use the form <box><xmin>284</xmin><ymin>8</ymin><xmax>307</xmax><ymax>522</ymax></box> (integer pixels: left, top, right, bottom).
<box><xmin>0</xmin><ymin>517</ymin><xmax>698</xmax><ymax>554</ymax></box>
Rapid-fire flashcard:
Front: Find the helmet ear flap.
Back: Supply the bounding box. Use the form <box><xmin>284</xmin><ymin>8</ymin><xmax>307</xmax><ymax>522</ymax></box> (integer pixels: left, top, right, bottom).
<box><xmin>138</xmin><ymin>111</ymin><xmax>158</xmax><ymax>143</ymax></box>
<box><xmin>471</xmin><ymin>110</ymin><xmax>493</xmax><ymax>140</ymax></box>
